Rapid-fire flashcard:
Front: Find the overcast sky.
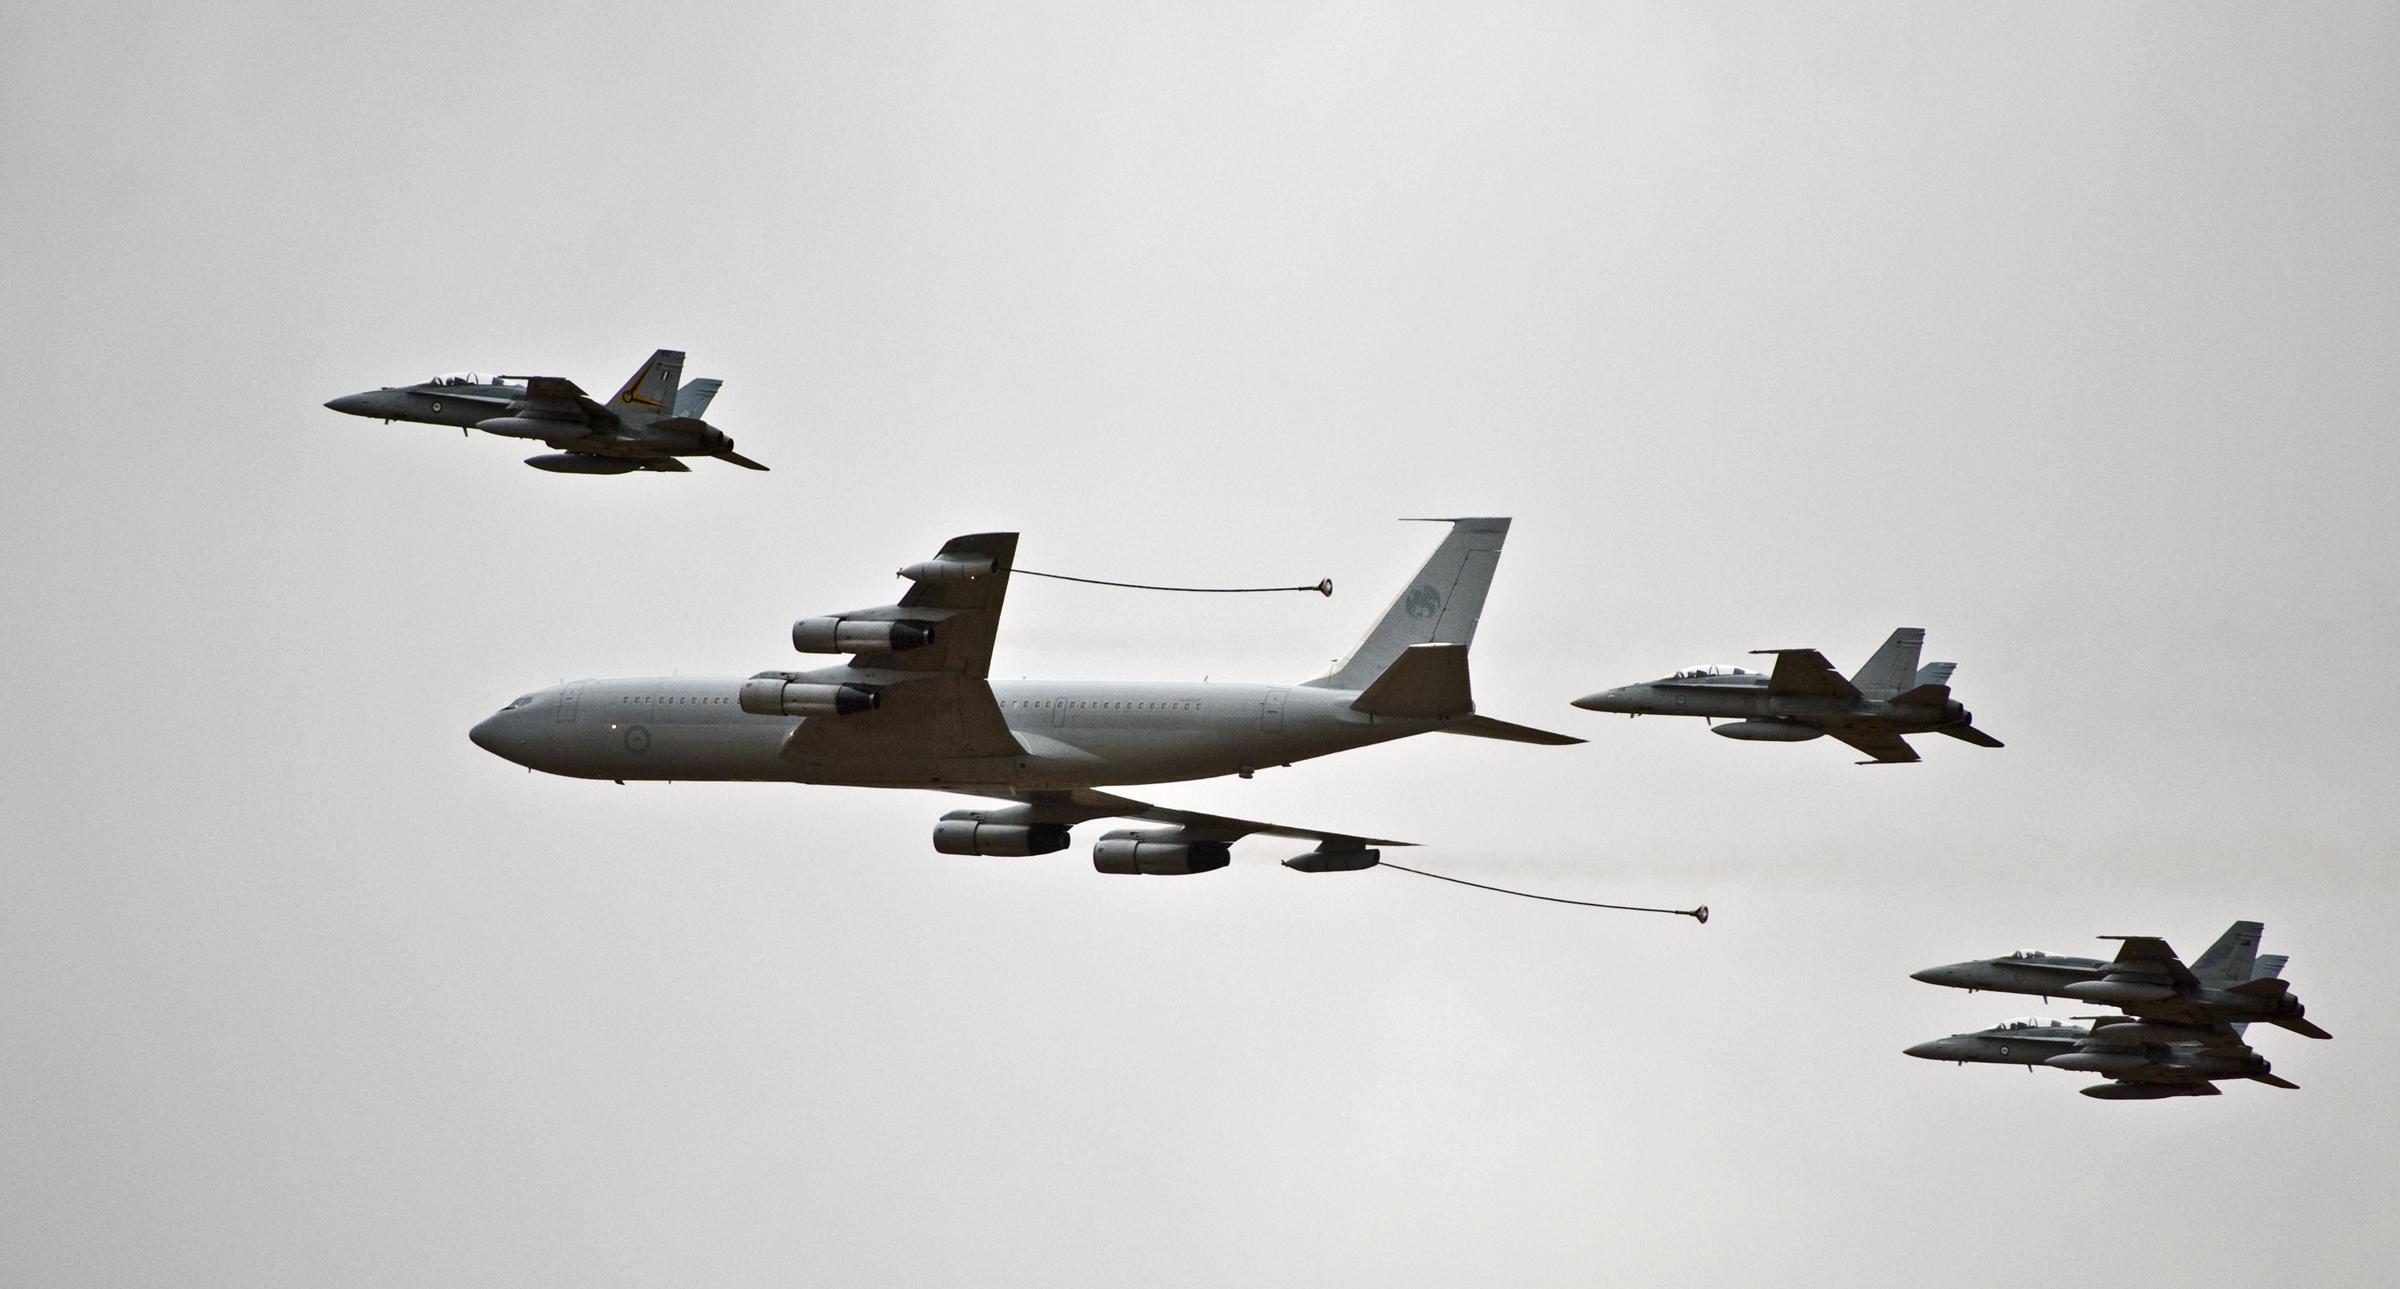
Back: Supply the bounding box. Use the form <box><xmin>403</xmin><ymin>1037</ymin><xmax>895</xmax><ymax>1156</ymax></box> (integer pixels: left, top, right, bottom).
<box><xmin>5</xmin><ymin>5</ymin><xmax>2396</xmax><ymax>1286</ymax></box>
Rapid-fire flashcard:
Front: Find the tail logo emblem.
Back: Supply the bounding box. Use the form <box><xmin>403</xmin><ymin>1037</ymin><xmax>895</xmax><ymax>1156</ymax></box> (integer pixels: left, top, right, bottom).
<box><xmin>1404</xmin><ymin>585</ymin><xmax>1442</xmax><ymax>619</ymax></box>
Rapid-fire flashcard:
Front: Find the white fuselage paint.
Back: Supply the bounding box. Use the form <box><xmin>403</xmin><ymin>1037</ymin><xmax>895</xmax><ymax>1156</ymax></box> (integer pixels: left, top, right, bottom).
<box><xmin>470</xmin><ymin>677</ymin><xmax>1447</xmax><ymax>793</ymax></box>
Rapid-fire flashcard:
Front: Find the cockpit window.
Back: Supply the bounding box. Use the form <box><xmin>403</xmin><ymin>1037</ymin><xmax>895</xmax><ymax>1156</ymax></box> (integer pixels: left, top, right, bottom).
<box><xmin>2006</xmin><ymin>950</ymin><xmax>2048</xmax><ymax>960</ymax></box>
<box><xmin>1668</xmin><ymin>665</ymin><xmax>1758</xmax><ymax>680</ymax></box>
<box><xmin>428</xmin><ymin>372</ymin><xmax>525</xmax><ymax>388</ymax></box>
<box><xmin>1997</xmin><ymin>1017</ymin><xmax>2068</xmax><ymax>1030</ymax></box>
<box><xmin>506</xmin><ymin>694</ymin><xmax>535</xmax><ymax>709</ymax></box>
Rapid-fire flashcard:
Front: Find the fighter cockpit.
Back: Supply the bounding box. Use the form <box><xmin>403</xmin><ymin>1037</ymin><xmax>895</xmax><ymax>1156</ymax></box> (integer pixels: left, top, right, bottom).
<box><xmin>2004</xmin><ymin>950</ymin><xmax>2052</xmax><ymax>961</ymax></box>
<box><xmin>1665</xmin><ymin>664</ymin><xmax>1760</xmax><ymax>682</ymax></box>
<box><xmin>1994</xmin><ymin>1017</ymin><xmax>2072</xmax><ymax>1031</ymax></box>
<box><xmin>426</xmin><ymin>371</ymin><xmax>524</xmax><ymax>388</ymax></box>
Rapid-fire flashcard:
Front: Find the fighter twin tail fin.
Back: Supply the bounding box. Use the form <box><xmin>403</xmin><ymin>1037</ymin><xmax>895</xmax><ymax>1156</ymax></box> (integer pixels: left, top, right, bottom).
<box><xmin>608</xmin><ymin>349</ymin><xmax>685</xmax><ymax>417</ymax></box>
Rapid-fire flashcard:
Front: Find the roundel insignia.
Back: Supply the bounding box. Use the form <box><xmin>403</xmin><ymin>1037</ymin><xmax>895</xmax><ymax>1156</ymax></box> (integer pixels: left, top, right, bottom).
<box><xmin>1403</xmin><ymin>584</ymin><xmax>1442</xmax><ymax>620</ymax></box>
<box><xmin>624</xmin><ymin>725</ymin><xmax>651</xmax><ymax>753</ymax></box>
<box><xmin>430</xmin><ymin>399</ymin><xmax>443</xmax><ymax>413</ymax></box>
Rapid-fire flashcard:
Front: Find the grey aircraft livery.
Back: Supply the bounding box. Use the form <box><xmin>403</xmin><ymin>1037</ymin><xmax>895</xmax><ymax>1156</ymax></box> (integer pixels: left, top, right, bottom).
<box><xmin>1571</xmin><ymin>628</ymin><xmax>2001</xmax><ymax>764</ymax></box>
<box><xmin>1911</xmin><ymin>920</ymin><xmax>2330</xmax><ymax>1040</ymax></box>
<box><xmin>469</xmin><ymin>518</ymin><xmax>1582</xmax><ymax>874</ymax></box>
<box><xmin>324</xmin><ymin>348</ymin><xmax>767</xmax><ymax>473</ymax></box>
<box><xmin>1906</xmin><ymin>921</ymin><xmax>2324</xmax><ymax>1099</ymax></box>
<box><xmin>1901</xmin><ymin>1015</ymin><xmax>2295</xmax><ymax>1100</ymax></box>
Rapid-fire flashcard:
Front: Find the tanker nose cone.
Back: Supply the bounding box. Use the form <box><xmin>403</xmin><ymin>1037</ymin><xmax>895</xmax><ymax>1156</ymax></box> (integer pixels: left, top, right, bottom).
<box><xmin>469</xmin><ymin>713</ymin><xmax>504</xmax><ymax>755</ymax></box>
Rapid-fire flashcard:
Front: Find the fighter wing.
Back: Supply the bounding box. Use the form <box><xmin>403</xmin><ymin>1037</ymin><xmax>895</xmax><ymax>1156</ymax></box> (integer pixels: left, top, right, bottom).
<box><xmin>1826</xmin><ymin>728</ymin><xmax>1921</xmax><ymax>764</ymax></box>
<box><xmin>948</xmin><ymin>787</ymin><xmax>1409</xmax><ymax>851</ymax></box>
<box><xmin>513</xmin><ymin>376</ymin><xmax>608</xmax><ymax>427</ymax></box>
<box><xmin>849</xmin><ymin>532</ymin><xmax>1018</xmax><ymax>679</ymax></box>
<box><xmin>2097</xmin><ymin>935</ymin><xmax>2201</xmax><ymax>989</ymax></box>
<box><xmin>1749</xmin><ymin>648</ymin><xmax>1862</xmax><ymax>699</ymax></box>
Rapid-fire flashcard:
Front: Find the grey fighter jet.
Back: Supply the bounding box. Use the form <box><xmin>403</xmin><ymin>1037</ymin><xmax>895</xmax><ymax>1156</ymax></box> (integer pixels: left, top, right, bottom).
<box><xmin>1570</xmin><ymin>628</ymin><xmax>2000</xmax><ymax>763</ymax></box>
<box><xmin>324</xmin><ymin>349</ymin><xmax>765</xmax><ymax>473</ymax></box>
<box><xmin>1911</xmin><ymin>921</ymin><xmax>2331</xmax><ymax>1039</ymax></box>
<box><xmin>469</xmin><ymin>519</ymin><xmax>1582</xmax><ymax>873</ymax></box>
<box><xmin>1904</xmin><ymin>1015</ymin><xmax>2298</xmax><ymax>1099</ymax></box>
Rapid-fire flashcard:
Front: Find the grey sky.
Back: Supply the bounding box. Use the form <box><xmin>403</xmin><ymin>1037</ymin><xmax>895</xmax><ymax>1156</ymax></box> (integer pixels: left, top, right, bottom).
<box><xmin>4</xmin><ymin>5</ymin><xmax>2395</xmax><ymax>1285</ymax></box>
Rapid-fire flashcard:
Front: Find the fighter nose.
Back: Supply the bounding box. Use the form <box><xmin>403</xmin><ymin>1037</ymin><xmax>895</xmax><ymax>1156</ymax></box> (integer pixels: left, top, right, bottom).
<box><xmin>324</xmin><ymin>392</ymin><xmax>376</xmax><ymax>417</ymax></box>
<box><xmin>1571</xmin><ymin>690</ymin><xmax>1615</xmax><ymax>711</ymax></box>
<box><xmin>1902</xmin><ymin>1040</ymin><xmax>1949</xmax><ymax>1060</ymax></box>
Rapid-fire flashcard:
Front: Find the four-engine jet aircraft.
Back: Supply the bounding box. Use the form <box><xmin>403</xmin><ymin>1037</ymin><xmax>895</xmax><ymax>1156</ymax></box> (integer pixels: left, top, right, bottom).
<box><xmin>1903</xmin><ymin>1015</ymin><xmax>2298</xmax><ymax>1099</ymax></box>
<box><xmin>1911</xmin><ymin>921</ymin><xmax>2331</xmax><ymax>1039</ymax></box>
<box><xmin>1570</xmin><ymin>628</ymin><xmax>2001</xmax><ymax>764</ymax></box>
<box><xmin>468</xmin><ymin>518</ymin><xmax>1582</xmax><ymax>874</ymax></box>
<box><xmin>324</xmin><ymin>349</ymin><xmax>766</xmax><ymax>473</ymax></box>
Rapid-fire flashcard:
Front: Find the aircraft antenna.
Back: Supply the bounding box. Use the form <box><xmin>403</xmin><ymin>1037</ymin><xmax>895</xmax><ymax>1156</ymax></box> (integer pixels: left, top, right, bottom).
<box><xmin>1017</xmin><ymin>569</ymin><xmax>1333</xmax><ymax>596</ymax></box>
<box><xmin>1377</xmin><ymin>860</ymin><xmax>1708</xmax><ymax>923</ymax></box>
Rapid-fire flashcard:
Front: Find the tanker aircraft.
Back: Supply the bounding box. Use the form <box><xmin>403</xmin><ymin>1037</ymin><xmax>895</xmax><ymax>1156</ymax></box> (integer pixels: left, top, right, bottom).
<box><xmin>324</xmin><ymin>348</ymin><xmax>766</xmax><ymax>473</ymax></box>
<box><xmin>1912</xmin><ymin>921</ymin><xmax>2330</xmax><ymax>1039</ymax></box>
<box><xmin>469</xmin><ymin>518</ymin><xmax>1581</xmax><ymax>874</ymax></box>
<box><xmin>1904</xmin><ymin>1015</ymin><xmax>2298</xmax><ymax>1100</ymax></box>
<box><xmin>1571</xmin><ymin>627</ymin><xmax>2000</xmax><ymax>764</ymax></box>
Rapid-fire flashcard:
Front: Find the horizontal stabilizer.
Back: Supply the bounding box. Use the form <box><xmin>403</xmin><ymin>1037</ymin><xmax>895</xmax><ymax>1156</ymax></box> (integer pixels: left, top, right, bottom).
<box><xmin>1438</xmin><ymin>714</ymin><xmax>1585</xmax><ymax>746</ymax></box>
<box><xmin>1935</xmin><ymin>724</ymin><xmax>2005</xmax><ymax>748</ymax></box>
<box><xmin>1352</xmin><ymin>643</ymin><xmax>1473</xmax><ymax>718</ymax></box>
<box><xmin>2273</xmin><ymin>1015</ymin><xmax>2333</xmax><ymax>1040</ymax></box>
<box><xmin>2250</xmin><ymin>1072</ymin><xmax>2301</xmax><ymax>1090</ymax></box>
<box><xmin>714</xmin><ymin>450</ymin><xmax>771</xmax><ymax>471</ymax></box>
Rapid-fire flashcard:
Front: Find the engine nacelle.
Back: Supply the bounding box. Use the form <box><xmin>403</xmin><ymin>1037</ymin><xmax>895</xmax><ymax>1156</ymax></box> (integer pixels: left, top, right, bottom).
<box><xmin>1093</xmin><ymin>830</ymin><xmax>1232</xmax><ymax>876</ymax></box>
<box><xmin>933</xmin><ymin>820</ymin><xmax>1071</xmax><ymax>857</ymax></box>
<box><xmin>1284</xmin><ymin>848</ymin><xmax>1381</xmax><ymax>873</ymax></box>
<box><xmin>737</xmin><ymin>676</ymin><xmax>880</xmax><ymax>717</ymax></box>
<box><xmin>898</xmin><ymin>556</ymin><xmax>995</xmax><ymax>587</ymax></box>
<box><xmin>522</xmin><ymin>453</ymin><xmax>644</xmax><ymax>474</ymax></box>
<box><xmin>1710</xmin><ymin>720</ymin><xmax>1824</xmax><ymax>742</ymax></box>
<box><xmin>792</xmin><ymin>616</ymin><xmax>937</xmax><ymax>654</ymax></box>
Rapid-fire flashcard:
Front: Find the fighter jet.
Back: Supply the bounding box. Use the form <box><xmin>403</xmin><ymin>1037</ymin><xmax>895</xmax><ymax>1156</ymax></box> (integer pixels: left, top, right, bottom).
<box><xmin>324</xmin><ymin>349</ymin><xmax>766</xmax><ymax>473</ymax></box>
<box><xmin>1570</xmin><ymin>628</ymin><xmax>2000</xmax><ymax>763</ymax></box>
<box><xmin>1911</xmin><ymin>921</ymin><xmax>2330</xmax><ymax>1039</ymax></box>
<box><xmin>468</xmin><ymin>519</ymin><xmax>1582</xmax><ymax>873</ymax></box>
<box><xmin>1904</xmin><ymin>1015</ymin><xmax>2298</xmax><ymax>1099</ymax></box>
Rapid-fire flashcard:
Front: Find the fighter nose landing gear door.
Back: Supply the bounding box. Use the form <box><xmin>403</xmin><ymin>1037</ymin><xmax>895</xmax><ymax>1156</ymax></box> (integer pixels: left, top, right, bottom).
<box><xmin>557</xmin><ymin>682</ymin><xmax>584</xmax><ymax>723</ymax></box>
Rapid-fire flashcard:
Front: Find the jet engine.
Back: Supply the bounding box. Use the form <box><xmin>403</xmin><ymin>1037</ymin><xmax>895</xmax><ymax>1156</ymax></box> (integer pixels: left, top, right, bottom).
<box><xmin>737</xmin><ymin>676</ymin><xmax>880</xmax><ymax>717</ymax></box>
<box><xmin>1092</xmin><ymin>830</ymin><xmax>1232</xmax><ymax>876</ymax></box>
<box><xmin>932</xmin><ymin>820</ymin><xmax>1071</xmax><ymax>857</ymax></box>
<box><xmin>792</xmin><ymin>616</ymin><xmax>938</xmax><ymax>654</ymax></box>
<box><xmin>1710</xmin><ymin>720</ymin><xmax>1824</xmax><ymax>742</ymax></box>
